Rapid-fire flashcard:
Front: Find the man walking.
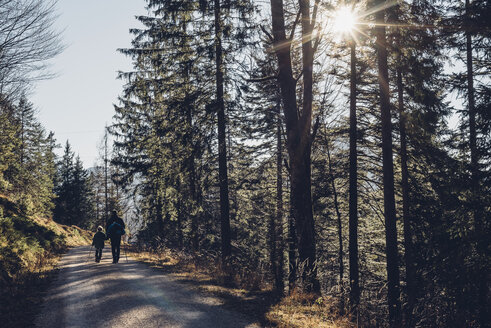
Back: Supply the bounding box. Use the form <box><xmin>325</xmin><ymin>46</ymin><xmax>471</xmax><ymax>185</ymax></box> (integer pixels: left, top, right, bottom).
<box><xmin>106</xmin><ymin>210</ymin><xmax>125</xmax><ymax>263</ymax></box>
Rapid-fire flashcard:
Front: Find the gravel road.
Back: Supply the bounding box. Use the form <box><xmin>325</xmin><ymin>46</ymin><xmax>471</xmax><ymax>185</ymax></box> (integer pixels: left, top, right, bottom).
<box><xmin>35</xmin><ymin>246</ymin><xmax>261</xmax><ymax>328</ymax></box>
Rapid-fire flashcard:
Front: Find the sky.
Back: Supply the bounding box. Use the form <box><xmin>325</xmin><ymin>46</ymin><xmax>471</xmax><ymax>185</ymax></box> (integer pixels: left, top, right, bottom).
<box><xmin>31</xmin><ymin>0</ymin><xmax>147</xmax><ymax>168</ymax></box>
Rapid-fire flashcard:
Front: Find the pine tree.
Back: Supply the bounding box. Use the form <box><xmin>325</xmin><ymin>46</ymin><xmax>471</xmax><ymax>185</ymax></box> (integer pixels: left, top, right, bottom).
<box><xmin>373</xmin><ymin>1</ymin><xmax>401</xmax><ymax>325</ymax></box>
<box><xmin>54</xmin><ymin>141</ymin><xmax>74</xmax><ymax>225</ymax></box>
<box><xmin>347</xmin><ymin>23</ymin><xmax>359</xmax><ymax>317</ymax></box>
<box><xmin>269</xmin><ymin>0</ymin><xmax>322</xmax><ymax>294</ymax></box>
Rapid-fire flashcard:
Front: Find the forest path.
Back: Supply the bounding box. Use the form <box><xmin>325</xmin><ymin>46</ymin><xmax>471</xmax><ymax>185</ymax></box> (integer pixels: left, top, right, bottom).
<box><xmin>35</xmin><ymin>246</ymin><xmax>261</xmax><ymax>328</ymax></box>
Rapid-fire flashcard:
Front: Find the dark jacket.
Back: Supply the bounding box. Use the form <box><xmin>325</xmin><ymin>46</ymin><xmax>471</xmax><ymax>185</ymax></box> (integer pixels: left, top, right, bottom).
<box><xmin>106</xmin><ymin>217</ymin><xmax>125</xmax><ymax>240</ymax></box>
<box><xmin>92</xmin><ymin>231</ymin><xmax>106</xmax><ymax>249</ymax></box>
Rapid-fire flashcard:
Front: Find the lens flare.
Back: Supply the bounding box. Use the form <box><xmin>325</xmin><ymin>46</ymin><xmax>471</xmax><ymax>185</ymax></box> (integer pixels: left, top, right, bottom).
<box><xmin>333</xmin><ymin>7</ymin><xmax>356</xmax><ymax>34</ymax></box>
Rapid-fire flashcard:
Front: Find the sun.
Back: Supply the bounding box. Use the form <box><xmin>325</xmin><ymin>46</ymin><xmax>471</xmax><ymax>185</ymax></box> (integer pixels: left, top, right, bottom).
<box><xmin>332</xmin><ymin>6</ymin><xmax>356</xmax><ymax>34</ymax></box>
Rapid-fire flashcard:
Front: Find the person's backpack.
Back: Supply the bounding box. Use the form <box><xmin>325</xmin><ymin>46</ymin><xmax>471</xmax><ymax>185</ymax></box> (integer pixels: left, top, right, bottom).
<box><xmin>109</xmin><ymin>222</ymin><xmax>125</xmax><ymax>237</ymax></box>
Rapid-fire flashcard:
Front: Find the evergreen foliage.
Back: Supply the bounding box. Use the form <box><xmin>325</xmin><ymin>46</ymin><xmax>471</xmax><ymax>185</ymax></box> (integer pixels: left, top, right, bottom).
<box><xmin>110</xmin><ymin>0</ymin><xmax>490</xmax><ymax>326</ymax></box>
<box><xmin>53</xmin><ymin>141</ymin><xmax>94</xmax><ymax>228</ymax></box>
<box><xmin>1</xmin><ymin>0</ymin><xmax>488</xmax><ymax>326</ymax></box>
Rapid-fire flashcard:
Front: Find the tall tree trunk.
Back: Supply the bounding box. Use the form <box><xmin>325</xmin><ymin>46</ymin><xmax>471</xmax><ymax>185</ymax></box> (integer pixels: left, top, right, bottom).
<box><xmin>183</xmin><ymin>32</ymin><xmax>199</xmax><ymax>252</ymax></box>
<box><xmin>397</xmin><ymin>68</ymin><xmax>415</xmax><ymax>327</ymax></box>
<box><xmin>348</xmin><ymin>39</ymin><xmax>359</xmax><ymax>318</ymax></box>
<box><xmin>155</xmin><ymin>181</ymin><xmax>164</xmax><ymax>235</ymax></box>
<box><xmin>465</xmin><ymin>1</ymin><xmax>486</xmax><ymax>324</ymax></box>
<box><xmin>177</xmin><ymin>204</ymin><xmax>184</xmax><ymax>248</ymax></box>
<box><xmin>20</xmin><ymin>109</ymin><xmax>25</xmax><ymax>165</ymax></box>
<box><xmin>326</xmin><ymin>135</ymin><xmax>344</xmax><ymax>313</ymax></box>
<box><xmin>214</xmin><ymin>0</ymin><xmax>232</xmax><ymax>263</ymax></box>
<box><xmin>189</xmin><ymin>142</ymin><xmax>199</xmax><ymax>252</ymax></box>
<box><xmin>269</xmin><ymin>211</ymin><xmax>278</xmax><ymax>291</ymax></box>
<box><xmin>288</xmin><ymin>188</ymin><xmax>297</xmax><ymax>291</ymax></box>
<box><xmin>275</xmin><ymin>107</ymin><xmax>285</xmax><ymax>293</ymax></box>
<box><xmin>269</xmin><ymin>1</ymin><xmax>298</xmax><ymax>292</ymax></box>
<box><xmin>104</xmin><ymin>128</ymin><xmax>109</xmax><ymax>224</ymax></box>
<box><xmin>270</xmin><ymin>0</ymin><xmax>320</xmax><ymax>293</ymax></box>
<box><xmin>374</xmin><ymin>3</ymin><xmax>401</xmax><ymax>326</ymax></box>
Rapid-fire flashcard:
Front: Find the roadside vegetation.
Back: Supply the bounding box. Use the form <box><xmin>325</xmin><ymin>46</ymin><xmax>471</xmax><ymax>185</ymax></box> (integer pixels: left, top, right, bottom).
<box><xmin>0</xmin><ymin>195</ymin><xmax>90</xmax><ymax>327</ymax></box>
<box><xmin>128</xmin><ymin>244</ymin><xmax>353</xmax><ymax>328</ymax></box>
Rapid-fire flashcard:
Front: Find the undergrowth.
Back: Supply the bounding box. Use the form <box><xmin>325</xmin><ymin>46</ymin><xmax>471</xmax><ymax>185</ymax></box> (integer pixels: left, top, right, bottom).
<box><xmin>0</xmin><ymin>195</ymin><xmax>91</xmax><ymax>328</ymax></box>
<box><xmin>128</xmin><ymin>245</ymin><xmax>353</xmax><ymax>328</ymax></box>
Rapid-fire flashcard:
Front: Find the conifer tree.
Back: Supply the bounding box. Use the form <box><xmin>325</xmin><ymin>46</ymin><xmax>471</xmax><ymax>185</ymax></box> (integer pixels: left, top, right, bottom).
<box><xmin>53</xmin><ymin>141</ymin><xmax>92</xmax><ymax>227</ymax></box>
<box><xmin>373</xmin><ymin>1</ymin><xmax>400</xmax><ymax>325</ymax></box>
<box><xmin>269</xmin><ymin>0</ymin><xmax>322</xmax><ymax>293</ymax></box>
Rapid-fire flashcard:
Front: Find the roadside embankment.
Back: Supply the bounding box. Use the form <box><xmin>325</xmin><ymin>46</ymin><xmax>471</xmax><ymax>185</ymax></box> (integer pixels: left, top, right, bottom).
<box><xmin>0</xmin><ymin>195</ymin><xmax>91</xmax><ymax>328</ymax></box>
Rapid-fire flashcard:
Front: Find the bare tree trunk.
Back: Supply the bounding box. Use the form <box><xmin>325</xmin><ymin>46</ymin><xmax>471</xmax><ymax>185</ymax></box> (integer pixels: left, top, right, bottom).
<box><xmin>214</xmin><ymin>0</ymin><xmax>231</xmax><ymax>264</ymax></box>
<box><xmin>183</xmin><ymin>29</ymin><xmax>199</xmax><ymax>252</ymax></box>
<box><xmin>465</xmin><ymin>1</ymin><xmax>487</xmax><ymax>325</ymax></box>
<box><xmin>374</xmin><ymin>2</ymin><xmax>401</xmax><ymax>326</ymax></box>
<box><xmin>275</xmin><ymin>107</ymin><xmax>285</xmax><ymax>293</ymax></box>
<box><xmin>155</xmin><ymin>181</ymin><xmax>164</xmax><ymax>235</ymax></box>
<box><xmin>177</xmin><ymin>203</ymin><xmax>184</xmax><ymax>248</ymax></box>
<box><xmin>326</xmin><ymin>136</ymin><xmax>344</xmax><ymax>313</ymax></box>
<box><xmin>189</xmin><ymin>144</ymin><xmax>199</xmax><ymax>252</ymax></box>
<box><xmin>288</xmin><ymin>189</ymin><xmax>297</xmax><ymax>292</ymax></box>
<box><xmin>397</xmin><ymin>68</ymin><xmax>415</xmax><ymax>327</ymax></box>
<box><xmin>269</xmin><ymin>210</ymin><xmax>278</xmax><ymax>289</ymax></box>
<box><xmin>348</xmin><ymin>39</ymin><xmax>359</xmax><ymax>318</ymax></box>
<box><xmin>104</xmin><ymin>128</ymin><xmax>109</xmax><ymax>225</ymax></box>
<box><xmin>20</xmin><ymin>108</ymin><xmax>25</xmax><ymax>165</ymax></box>
<box><xmin>270</xmin><ymin>0</ymin><xmax>320</xmax><ymax>293</ymax></box>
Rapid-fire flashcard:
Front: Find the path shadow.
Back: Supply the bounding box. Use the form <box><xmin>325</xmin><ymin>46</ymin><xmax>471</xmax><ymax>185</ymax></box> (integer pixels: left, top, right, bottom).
<box><xmin>35</xmin><ymin>246</ymin><xmax>263</xmax><ymax>328</ymax></box>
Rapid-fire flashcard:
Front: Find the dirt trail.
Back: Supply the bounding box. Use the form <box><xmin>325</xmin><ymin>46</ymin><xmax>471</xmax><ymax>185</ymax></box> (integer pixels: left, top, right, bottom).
<box><xmin>35</xmin><ymin>246</ymin><xmax>261</xmax><ymax>328</ymax></box>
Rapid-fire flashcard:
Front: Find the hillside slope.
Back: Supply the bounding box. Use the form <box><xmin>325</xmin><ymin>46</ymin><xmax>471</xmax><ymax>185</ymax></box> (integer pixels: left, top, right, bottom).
<box><xmin>0</xmin><ymin>195</ymin><xmax>91</xmax><ymax>327</ymax></box>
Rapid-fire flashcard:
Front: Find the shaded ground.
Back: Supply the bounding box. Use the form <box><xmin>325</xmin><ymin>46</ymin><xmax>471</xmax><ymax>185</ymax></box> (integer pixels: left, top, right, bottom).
<box><xmin>127</xmin><ymin>249</ymin><xmax>281</xmax><ymax>327</ymax></box>
<box><xmin>35</xmin><ymin>246</ymin><xmax>261</xmax><ymax>328</ymax></box>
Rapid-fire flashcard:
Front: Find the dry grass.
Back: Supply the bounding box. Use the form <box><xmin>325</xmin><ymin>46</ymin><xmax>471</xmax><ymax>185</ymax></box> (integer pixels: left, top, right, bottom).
<box><xmin>32</xmin><ymin>215</ymin><xmax>92</xmax><ymax>246</ymax></box>
<box><xmin>265</xmin><ymin>291</ymin><xmax>355</xmax><ymax>328</ymax></box>
<box><xmin>128</xmin><ymin>247</ymin><xmax>353</xmax><ymax>328</ymax></box>
<box><xmin>128</xmin><ymin>248</ymin><xmax>258</xmax><ymax>297</ymax></box>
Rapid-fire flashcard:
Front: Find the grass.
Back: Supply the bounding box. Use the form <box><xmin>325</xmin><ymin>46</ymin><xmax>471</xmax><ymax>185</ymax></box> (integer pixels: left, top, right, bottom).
<box><xmin>127</xmin><ymin>246</ymin><xmax>353</xmax><ymax>328</ymax></box>
<box><xmin>0</xmin><ymin>195</ymin><xmax>91</xmax><ymax>328</ymax></box>
<box><xmin>266</xmin><ymin>291</ymin><xmax>355</xmax><ymax>328</ymax></box>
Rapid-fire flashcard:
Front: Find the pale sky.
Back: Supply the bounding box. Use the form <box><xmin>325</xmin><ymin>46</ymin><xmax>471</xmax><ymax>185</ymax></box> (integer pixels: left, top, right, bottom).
<box><xmin>31</xmin><ymin>0</ymin><xmax>147</xmax><ymax>168</ymax></box>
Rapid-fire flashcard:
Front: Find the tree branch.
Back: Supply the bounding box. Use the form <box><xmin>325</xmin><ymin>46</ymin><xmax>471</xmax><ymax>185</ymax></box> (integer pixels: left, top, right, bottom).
<box><xmin>246</xmin><ymin>75</ymin><xmax>278</xmax><ymax>83</ymax></box>
<box><xmin>260</xmin><ymin>24</ymin><xmax>274</xmax><ymax>42</ymax></box>
<box><xmin>288</xmin><ymin>10</ymin><xmax>301</xmax><ymax>41</ymax></box>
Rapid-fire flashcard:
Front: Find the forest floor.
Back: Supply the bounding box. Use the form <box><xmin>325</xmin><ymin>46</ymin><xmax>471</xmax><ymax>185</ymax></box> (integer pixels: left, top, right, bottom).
<box><xmin>128</xmin><ymin>247</ymin><xmax>354</xmax><ymax>328</ymax></box>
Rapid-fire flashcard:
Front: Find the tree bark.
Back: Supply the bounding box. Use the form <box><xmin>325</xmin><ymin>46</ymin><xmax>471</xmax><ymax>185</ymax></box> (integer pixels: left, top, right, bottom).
<box><xmin>104</xmin><ymin>128</ymin><xmax>109</xmax><ymax>224</ymax></box>
<box><xmin>288</xmin><ymin>188</ymin><xmax>297</xmax><ymax>291</ymax></box>
<box><xmin>275</xmin><ymin>107</ymin><xmax>285</xmax><ymax>293</ymax></box>
<box><xmin>397</xmin><ymin>68</ymin><xmax>415</xmax><ymax>327</ymax></box>
<box><xmin>348</xmin><ymin>39</ymin><xmax>359</xmax><ymax>318</ymax></box>
<box><xmin>465</xmin><ymin>1</ymin><xmax>487</xmax><ymax>324</ymax></box>
<box><xmin>214</xmin><ymin>0</ymin><xmax>232</xmax><ymax>263</ymax></box>
<box><xmin>189</xmin><ymin>144</ymin><xmax>199</xmax><ymax>252</ymax></box>
<box><xmin>326</xmin><ymin>135</ymin><xmax>344</xmax><ymax>313</ymax></box>
<box><xmin>374</xmin><ymin>3</ymin><xmax>401</xmax><ymax>326</ymax></box>
<box><xmin>270</xmin><ymin>0</ymin><xmax>320</xmax><ymax>293</ymax></box>
<box><xmin>183</xmin><ymin>35</ymin><xmax>199</xmax><ymax>253</ymax></box>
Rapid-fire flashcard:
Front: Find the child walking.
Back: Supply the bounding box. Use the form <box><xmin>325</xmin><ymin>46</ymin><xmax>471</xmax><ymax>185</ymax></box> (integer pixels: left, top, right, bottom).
<box><xmin>92</xmin><ymin>226</ymin><xmax>106</xmax><ymax>263</ymax></box>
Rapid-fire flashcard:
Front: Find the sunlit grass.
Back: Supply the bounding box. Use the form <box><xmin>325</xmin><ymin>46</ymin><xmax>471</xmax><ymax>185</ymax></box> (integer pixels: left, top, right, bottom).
<box><xmin>266</xmin><ymin>290</ymin><xmax>355</xmax><ymax>328</ymax></box>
